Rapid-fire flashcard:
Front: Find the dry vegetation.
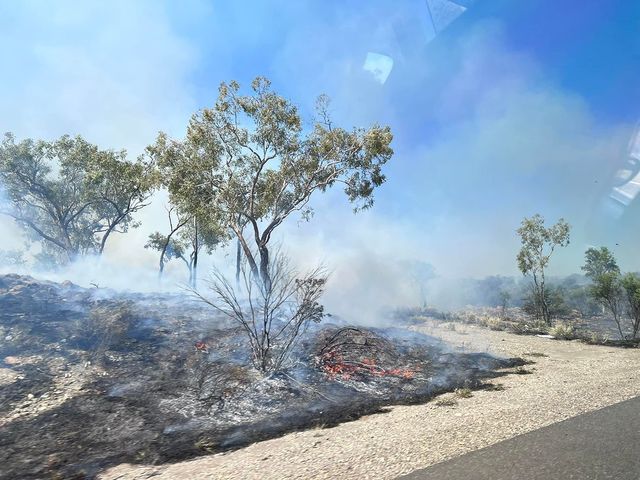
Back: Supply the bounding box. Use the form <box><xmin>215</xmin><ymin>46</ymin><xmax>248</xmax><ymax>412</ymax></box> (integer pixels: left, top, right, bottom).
<box><xmin>100</xmin><ymin>318</ymin><xmax>640</xmax><ymax>480</ymax></box>
<box><xmin>416</xmin><ymin>305</ymin><xmax>640</xmax><ymax>348</ymax></box>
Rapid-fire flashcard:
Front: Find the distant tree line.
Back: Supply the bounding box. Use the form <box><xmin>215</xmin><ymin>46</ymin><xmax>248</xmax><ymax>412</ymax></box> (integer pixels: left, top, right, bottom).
<box><xmin>428</xmin><ymin>215</ymin><xmax>639</xmax><ymax>341</ymax></box>
<box><xmin>511</xmin><ymin>215</ymin><xmax>638</xmax><ymax>340</ymax></box>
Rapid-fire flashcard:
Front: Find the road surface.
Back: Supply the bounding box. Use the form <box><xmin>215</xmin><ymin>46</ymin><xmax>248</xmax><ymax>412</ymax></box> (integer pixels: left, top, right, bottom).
<box><xmin>400</xmin><ymin>395</ymin><xmax>640</xmax><ymax>480</ymax></box>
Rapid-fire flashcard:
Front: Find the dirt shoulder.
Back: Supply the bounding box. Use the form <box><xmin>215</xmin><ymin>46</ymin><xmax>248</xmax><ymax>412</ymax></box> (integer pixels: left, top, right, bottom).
<box><xmin>100</xmin><ymin>319</ymin><xmax>640</xmax><ymax>480</ymax></box>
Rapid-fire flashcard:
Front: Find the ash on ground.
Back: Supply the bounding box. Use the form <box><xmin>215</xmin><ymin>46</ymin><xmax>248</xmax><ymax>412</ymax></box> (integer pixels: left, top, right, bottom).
<box><xmin>0</xmin><ymin>275</ymin><xmax>520</xmax><ymax>480</ymax></box>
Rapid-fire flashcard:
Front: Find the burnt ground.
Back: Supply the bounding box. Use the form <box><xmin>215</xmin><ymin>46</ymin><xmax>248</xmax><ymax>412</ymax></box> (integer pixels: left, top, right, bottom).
<box><xmin>0</xmin><ymin>275</ymin><xmax>522</xmax><ymax>480</ymax></box>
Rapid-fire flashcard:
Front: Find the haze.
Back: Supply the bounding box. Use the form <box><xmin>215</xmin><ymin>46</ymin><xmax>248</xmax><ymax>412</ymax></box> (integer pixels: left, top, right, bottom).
<box><xmin>1</xmin><ymin>0</ymin><xmax>639</xmax><ymax>313</ymax></box>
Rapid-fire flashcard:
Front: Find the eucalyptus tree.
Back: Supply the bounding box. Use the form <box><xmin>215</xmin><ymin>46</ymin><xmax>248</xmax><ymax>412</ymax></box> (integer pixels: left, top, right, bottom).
<box><xmin>145</xmin><ymin>207</ymin><xmax>222</xmax><ymax>288</ymax></box>
<box><xmin>516</xmin><ymin>214</ymin><xmax>571</xmax><ymax>325</ymax></box>
<box><xmin>0</xmin><ymin>133</ymin><xmax>156</xmax><ymax>265</ymax></box>
<box><xmin>581</xmin><ymin>246</ymin><xmax>621</xmax><ymax>316</ymax></box>
<box><xmin>589</xmin><ymin>271</ymin><xmax>625</xmax><ymax>339</ymax></box>
<box><xmin>86</xmin><ymin>150</ymin><xmax>158</xmax><ymax>254</ymax></box>
<box><xmin>581</xmin><ymin>246</ymin><xmax>620</xmax><ymax>280</ymax></box>
<box><xmin>583</xmin><ymin>246</ymin><xmax>640</xmax><ymax>340</ymax></box>
<box><xmin>621</xmin><ymin>273</ymin><xmax>640</xmax><ymax>339</ymax></box>
<box><xmin>145</xmin><ymin>206</ymin><xmax>191</xmax><ymax>279</ymax></box>
<box><xmin>149</xmin><ymin>77</ymin><xmax>393</xmax><ymax>291</ymax></box>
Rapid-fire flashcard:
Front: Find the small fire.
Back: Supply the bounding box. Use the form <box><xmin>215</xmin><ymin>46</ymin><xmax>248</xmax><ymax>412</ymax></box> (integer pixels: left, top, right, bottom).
<box><xmin>318</xmin><ymin>350</ymin><xmax>414</xmax><ymax>381</ymax></box>
<box><xmin>194</xmin><ymin>340</ymin><xmax>209</xmax><ymax>353</ymax></box>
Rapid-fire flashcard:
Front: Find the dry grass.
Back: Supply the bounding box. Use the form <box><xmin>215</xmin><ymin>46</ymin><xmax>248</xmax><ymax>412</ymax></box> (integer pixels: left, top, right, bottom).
<box><xmin>523</xmin><ymin>351</ymin><xmax>548</xmax><ymax>358</ymax></box>
<box><xmin>583</xmin><ymin>331</ymin><xmax>611</xmax><ymax>345</ymax></box>
<box><xmin>483</xmin><ymin>316</ymin><xmax>505</xmax><ymax>331</ymax></box>
<box><xmin>483</xmin><ymin>383</ymin><xmax>506</xmax><ymax>391</ymax></box>
<box><xmin>548</xmin><ymin>322</ymin><xmax>575</xmax><ymax>340</ymax></box>
<box><xmin>434</xmin><ymin>397</ymin><xmax>458</xmax><ymax>407</ymax></box>
<box><xmin>513</xmin><ymin>366</ymin><xmax>534</xmax><ymax>375</ymax></box>
<box><xmin>454</xmin><ymin>387</ymin><xmax>473</xmax><ymax>399</ymax></box>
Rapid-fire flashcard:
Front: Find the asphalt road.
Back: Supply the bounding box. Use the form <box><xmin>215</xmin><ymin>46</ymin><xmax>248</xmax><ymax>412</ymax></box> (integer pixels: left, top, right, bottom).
<box><xmin>399</xmin><ymin>395</ymin><xmax>640</xmax><ymax>480</ymax></box>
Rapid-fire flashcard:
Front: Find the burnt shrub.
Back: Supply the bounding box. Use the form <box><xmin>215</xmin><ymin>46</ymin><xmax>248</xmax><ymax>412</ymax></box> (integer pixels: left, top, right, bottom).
<box><xmin>83</xmin><ymin>301</ymin><xmax>138</xmax><ymax>358</ymax></box>
<box><xmin>195</xmin><ymin>253</ymin><xmax>327</xmax><ymax>375</ymax></box>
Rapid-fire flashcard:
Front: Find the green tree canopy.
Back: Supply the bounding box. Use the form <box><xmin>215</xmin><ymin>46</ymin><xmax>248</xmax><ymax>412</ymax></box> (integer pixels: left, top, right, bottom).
<box><xmin>0</xmin><ymin>133</ymin><xmax>157</xmax><ymax>264</ymax></box>
<box><xmin>516</xmin><ymin>214</ymin><xmax>571</xmax><ymax>324</ymax></box>
<box><xmin>620</xmin><ymin>272</ymin><xmax>640</xmax><ymax>339</ymax></box>
<box><xmin>589</xmin><ymin>270</ymin><xmax>625</xmax><ymax>339</ymax></box>
<box><xmin>581</xmin><ymin>246</ymin><xmax>620</xmax><ymax>281</ymax></box>
<box><xmin>149</xmin><ymin>77</ymin><xmax>393</xmax><ymax>290</ymax></box>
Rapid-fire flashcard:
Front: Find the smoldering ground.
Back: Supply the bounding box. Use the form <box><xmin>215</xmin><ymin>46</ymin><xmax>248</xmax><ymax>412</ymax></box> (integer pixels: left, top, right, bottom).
<box><xmin>0</xmin><ymin>274</ymin><xmax>522</xmax><ymax>480</ymax></box>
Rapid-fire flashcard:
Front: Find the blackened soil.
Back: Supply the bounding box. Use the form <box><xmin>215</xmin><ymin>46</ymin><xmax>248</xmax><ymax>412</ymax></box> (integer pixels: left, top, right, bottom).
<box><xmin>0</xmin><ymin>275</ymin><xmax>521</xmax><ymax>480</ymax></box>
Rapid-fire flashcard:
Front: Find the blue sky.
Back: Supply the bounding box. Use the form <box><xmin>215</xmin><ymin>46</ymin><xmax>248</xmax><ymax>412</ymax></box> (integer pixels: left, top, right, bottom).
<box><xmin>1</xmin><ymin>0</ymin><xmax>639</xmax><ymax>291</ymax></box>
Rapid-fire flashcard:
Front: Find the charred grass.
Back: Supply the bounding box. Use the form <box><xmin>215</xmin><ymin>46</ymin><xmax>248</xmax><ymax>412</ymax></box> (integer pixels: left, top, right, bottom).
<box><xmin>0</xmin><ymin>275</ymin><xmax>523</xmax><ymax>480</ymax></box>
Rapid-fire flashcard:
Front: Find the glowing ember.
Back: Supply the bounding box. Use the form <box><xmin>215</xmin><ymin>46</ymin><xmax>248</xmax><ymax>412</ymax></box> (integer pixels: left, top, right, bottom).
<box><xmin>194</xmin><ymin>340</ymin><xmax>209</xmax><ymax>353</ymax></box>
<box><xmin>318</xmin><ymin>350</ymin><xmax>415</xmax><ymax>380</ymax></box>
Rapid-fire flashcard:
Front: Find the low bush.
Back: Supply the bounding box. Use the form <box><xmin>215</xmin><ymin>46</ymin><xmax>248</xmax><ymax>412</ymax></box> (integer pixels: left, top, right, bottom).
<box><xmin>548</xmin><ymin>322</ymin><xmax>575</xmax><ymax>340</ymax></box>
<box><xmin>484</xmin><ymin>316</ymin><xmax>504</xmax><ymax>331</ymax></box>
<box><xmin>509</xmin><ymin>319</ymin><xmax>547</xmax><ymax>335</ymax></box>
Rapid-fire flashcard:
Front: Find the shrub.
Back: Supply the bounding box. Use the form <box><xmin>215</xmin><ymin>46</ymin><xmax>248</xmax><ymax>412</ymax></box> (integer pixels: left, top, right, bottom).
<box><xmin>548</xmin><ymin>322</ymin><xmax>575</xmax><ymax>340</ymax></box>
<box><xmin>485</xmin><ymin>316</ymin><xmax>504</xmax><ymax>331</ymax></box>
<box><xmin>196</xmin><ymin>252</ymin><xmax>327</xmax><ymax>374</ymax></box>
<box><xmin>509</xmin><ymin>319</ymin><xmax>547</xmax><ymax>335</ymax></box>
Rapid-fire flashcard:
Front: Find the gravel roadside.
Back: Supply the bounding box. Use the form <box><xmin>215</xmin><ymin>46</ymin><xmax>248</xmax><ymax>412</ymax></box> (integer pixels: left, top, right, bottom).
<box><xmin>100</xmin><ymin>319</ymin><xmax>640</xmax><ymax>480</ymax></box>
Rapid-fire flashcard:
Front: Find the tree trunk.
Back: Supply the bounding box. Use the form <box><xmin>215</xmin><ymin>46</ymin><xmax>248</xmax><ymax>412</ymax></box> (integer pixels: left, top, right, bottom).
<box><xmin>540</xmin><ymin>287</ymin><xmax>550</xmax><ymax>325</ymax></box>
<box><xmin>233</xmin><ymin>227</ymin><xmax>260</xmax><ymax>281</ymax></box>
<box><xmin>158</xmin><ymin>257</ymin><xmax>165</xmax><ymax>280</ymax></box>
<box><xmin>258</xmin><ymin>245</ymin><xmax>271</xmax><ymax>293</ymax></box>
<box><xmin>192</xmin><ymin>220</ymin><xmax>199</xmax><ymax>290</ymax></box>
<box><xmin>539</xmin><ymin>271</ymin><xmax>551</xmax><ymax>325</ymax></box>
<box><xmin>192</xmin><ymin>251</ymin><xmax>198</xmax><ymax>289</ymax></box>
<box><xmin>157</xmin><ymin>211</ymin><xmax>189</xmax><ymax>282</ymax></box>
<box><xmin>609</xmin><ymin>301</ymin><xmax>625</xmax><ymax>340</ymax></box>
<box><xmin>236</xmin><ymin>239</ymin><xmax>242</xmax><ymax>288</ymax></box>
<box><xmin>158</xmin><ymin>241</ymin><xmax>170</xmax><ymax>280</ymax></box>
<box><xmin>98</xmin><ymin>217</ymin><xmax>123</xmax><ymax>255</ymax></box>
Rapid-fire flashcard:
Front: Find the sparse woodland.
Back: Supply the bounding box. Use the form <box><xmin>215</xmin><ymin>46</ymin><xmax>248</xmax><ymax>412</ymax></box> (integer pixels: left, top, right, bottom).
<box><xmin>0</xmin><ymin>77</ymin><xmax>394</xmax><ymax>374</ymax></box>
<box><xmin>1</xmin><ymin>79</ymin><xmax>638</xmax><ymax>375</ymax></box>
